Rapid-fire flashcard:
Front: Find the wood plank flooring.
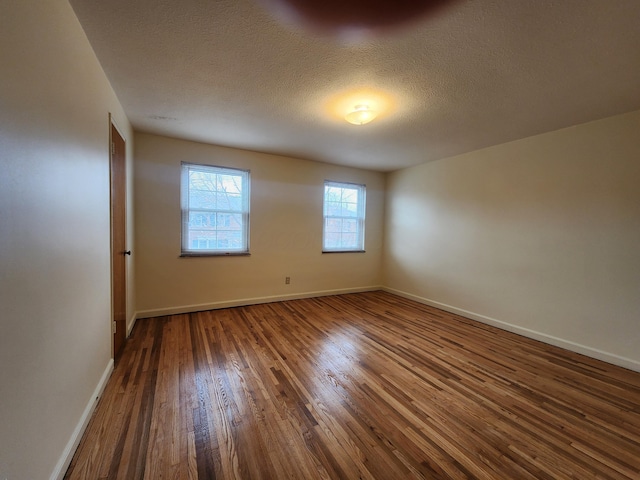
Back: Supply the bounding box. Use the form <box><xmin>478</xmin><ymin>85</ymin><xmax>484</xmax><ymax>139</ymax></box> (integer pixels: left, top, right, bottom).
<box><xmin>65</xmin><ymin>291</ymin><xmax>640</xmax><ymax>479</ymax></box>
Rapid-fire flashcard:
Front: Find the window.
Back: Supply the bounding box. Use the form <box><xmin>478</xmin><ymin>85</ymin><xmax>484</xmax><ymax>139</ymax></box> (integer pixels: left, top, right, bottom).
<box><xmin>181</xmin><ymin>163</ymin><xmax>250</xmax><ymax>255</ymax></box>
<box><xmin>323</xmin><ymin>181</ymin><xmax>366</xmax><ymax>252</ymax></box>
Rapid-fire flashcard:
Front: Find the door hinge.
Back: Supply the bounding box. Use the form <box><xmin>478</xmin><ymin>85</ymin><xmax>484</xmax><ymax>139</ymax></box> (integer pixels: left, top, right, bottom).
<box><xmin>111</xmin><ymin>142</ymin><xmax>115</xmax><ymax>155</ymax></box>
<box><xmin>112</xmin><ymin>321</ymin><xmax>117</xmax><ymax>334</ymax></box>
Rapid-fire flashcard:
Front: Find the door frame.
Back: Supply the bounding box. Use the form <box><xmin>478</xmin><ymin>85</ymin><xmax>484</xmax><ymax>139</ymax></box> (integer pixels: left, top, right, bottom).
<box><xmin>109</xmin><ymin>114</ymin><xmax>127</xmax><ymax>360</ymax></box>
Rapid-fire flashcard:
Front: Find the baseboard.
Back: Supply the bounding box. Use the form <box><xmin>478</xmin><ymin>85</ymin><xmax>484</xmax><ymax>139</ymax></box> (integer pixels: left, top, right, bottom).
<box><xmin>136</xmin><ymin>285</ymin><xmax>382</xmax><ymax>319</ymax></box>
<box><xmin>50</xmin><ymin>359</ymin><xmax>115</xmax><ymax>480</ymax></box>
<box><xmin>382</xmin><ymin>287</ymin><xmax>640</xmax><ymax>373</ymax></box>
<box><xmin>127</xmin><ymin>312</ymin><xmax>137</xmax><ymax>337</ymax></box>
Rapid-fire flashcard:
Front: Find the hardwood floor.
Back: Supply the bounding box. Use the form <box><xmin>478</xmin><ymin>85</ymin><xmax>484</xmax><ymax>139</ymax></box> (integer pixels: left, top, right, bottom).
<box><xmin>65</xmin><ymin>291</ymin><xmax>640</xmax><ymax>479</ymax></box>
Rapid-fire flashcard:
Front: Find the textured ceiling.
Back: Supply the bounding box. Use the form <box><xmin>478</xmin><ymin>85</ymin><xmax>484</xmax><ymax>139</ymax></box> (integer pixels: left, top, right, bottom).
<box><xmin>69</xmin><ymin>0</ymin><xmax>640</xmax><ymax>171</ymax></box>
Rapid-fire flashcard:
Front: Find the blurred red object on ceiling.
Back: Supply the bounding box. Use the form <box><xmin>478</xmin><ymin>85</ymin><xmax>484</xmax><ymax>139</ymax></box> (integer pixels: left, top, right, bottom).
<box><xmin>258</xmin><ymin>0</ymin><xmax>457</xmax><ymax>35</ymax></box>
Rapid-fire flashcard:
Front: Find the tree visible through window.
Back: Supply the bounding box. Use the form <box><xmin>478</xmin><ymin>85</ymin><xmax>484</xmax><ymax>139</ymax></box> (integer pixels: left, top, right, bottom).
<box><xmin>181</xmin><ymin>163</ymin><xmax>250</xmax><ymax>255</ymax></box>
<box><xmin>323</xmin><ymin>181</ymin><xmax>366</xmax><ymax>252</ymax></box>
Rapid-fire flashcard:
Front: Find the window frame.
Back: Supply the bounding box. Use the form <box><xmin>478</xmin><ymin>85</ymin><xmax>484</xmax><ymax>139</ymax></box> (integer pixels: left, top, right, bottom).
<box><xmin>322</xmin><ymin>180</ymin><xmax>366</xmax><ymax>253</ymax></box>
<box><xmin>180</xmin><ymin>162</ymin><xmax>250</xmax><ymax>257</ymax></box>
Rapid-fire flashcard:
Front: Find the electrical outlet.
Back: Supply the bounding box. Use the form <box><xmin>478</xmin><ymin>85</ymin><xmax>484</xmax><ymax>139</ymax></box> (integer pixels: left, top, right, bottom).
<box><xmin>285</xmin><ymin>276</ymin><xmax>290</xmax><ymax>284</ymax></box>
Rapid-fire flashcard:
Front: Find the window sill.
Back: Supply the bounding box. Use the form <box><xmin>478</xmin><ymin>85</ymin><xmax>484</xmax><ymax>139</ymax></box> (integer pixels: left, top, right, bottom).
<box><xmin>180</xmin><ymin>252</ymin><xmax>251</xmax><ymax>257</ymax></box>
<box><xmin>322</xmin><ymin>250</ymin><xmax>366</xmax><ymax>254</ymax></box>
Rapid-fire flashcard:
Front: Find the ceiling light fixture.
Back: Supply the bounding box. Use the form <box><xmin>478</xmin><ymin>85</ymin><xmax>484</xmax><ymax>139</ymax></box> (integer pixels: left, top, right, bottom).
<box><xmin>345</xmin><ymin>105</ymin><xmax>378</xmax><ymax>125</ymax></box>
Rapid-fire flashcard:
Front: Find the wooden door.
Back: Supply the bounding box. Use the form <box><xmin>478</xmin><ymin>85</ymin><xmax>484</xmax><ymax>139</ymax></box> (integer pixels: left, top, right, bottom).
<box><xmin>110</xmin><ymin>120</ymin><xmax>127</xmax><ymax>360</ymax></box>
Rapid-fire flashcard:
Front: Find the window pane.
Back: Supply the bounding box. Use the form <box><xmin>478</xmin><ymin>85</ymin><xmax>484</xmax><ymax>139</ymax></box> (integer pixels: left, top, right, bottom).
<box><xmin>325</xmin><ymin>201</ymin><xmax>341</xmax><ymax>215</ymax></box>
<box><xmin>342</xmin><ymin>233</ymin><xmax>357</xmax><ymax>247</ymax></box>
<box><xmin>188</xmin><ymin>189</ymin><xmax>213</xmax><ymax>209</ymax></box>
<box><xmin>227</xmin><ymin>231</ymin><xmax>243</xmax><ymax>248</ymax></box>
<box><xmin>342</xmin><ymin>188</ymin><xmax>357</xmax><ymax>203</ymax></box>
<box><xmin>217</xmin><ymin>213</ymin><xmax>230</xmax><ymax>227</ymax></box>
<box><xmin>325</xmin><ymin>218</ymin><xmax>342</xmax><ymax>233</ymax></box>
<box><xmin>325</xmin><ymin>232</ymin><xmax>341</xmax><ymax>249</ymax></box>
<box><xmin>325</xmin><ymin>186</ymin><xmax>342</xmax><ymax>201</ymax></box>
<box><xmin>342</xmin><ymin>219</ymin><xmax>357</xmax><ymax>232</ymax></box>
<box><xmin>215</xmin><ymin>192</ymin><xmax>230</xmax><ymax>210</ymax></box>
<box><xmin>341</xmin><ymin>203</ymin><xmax>358</xmax><ymax>217</ymax></box>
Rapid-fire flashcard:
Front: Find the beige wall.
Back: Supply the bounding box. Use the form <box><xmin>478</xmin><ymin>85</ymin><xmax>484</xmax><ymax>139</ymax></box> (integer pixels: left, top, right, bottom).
<box><xmin>1</xmin><ymin>4</ymin><xmax>637</xmax><ymax>479</ymax></box>
<box><xmin>134</xmin><ymin>133</ymin><xmax>384</xmax><ymax>316</ymax></box>
<box><xmin>0</xmin><ymin>0</ymin><xmax>134</xmax><ymax>478</ymax></box>
<box><xmin>384</xmin><ymin>110</ymin><xmax>640</xmax><ymax>370</ymax></box>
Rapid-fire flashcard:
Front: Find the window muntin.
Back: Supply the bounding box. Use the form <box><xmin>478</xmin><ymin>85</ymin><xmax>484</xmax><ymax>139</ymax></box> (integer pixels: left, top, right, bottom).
<box><xmin>181</xmin><ymin>163</ymin><xmax>250</xmax><ymax>255</ymax></box>
<box><xmin>323</xmin><ymin>181</ymin><xmax>365</xmax><ymax>252</ymax></box>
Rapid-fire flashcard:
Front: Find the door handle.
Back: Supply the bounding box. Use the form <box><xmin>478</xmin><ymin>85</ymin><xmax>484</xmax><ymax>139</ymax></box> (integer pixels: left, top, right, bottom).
<box><xmin>124</xmin><ymin>250</ymin><xmax>131</xmax><ymax>256</ymax></box>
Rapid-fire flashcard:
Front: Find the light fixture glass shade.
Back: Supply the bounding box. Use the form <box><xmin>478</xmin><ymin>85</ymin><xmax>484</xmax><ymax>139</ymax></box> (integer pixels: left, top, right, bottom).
<box><xmin>345</xmin><ymin>105</ymin><xmax>377</xmax><ymax>125</ymax></box>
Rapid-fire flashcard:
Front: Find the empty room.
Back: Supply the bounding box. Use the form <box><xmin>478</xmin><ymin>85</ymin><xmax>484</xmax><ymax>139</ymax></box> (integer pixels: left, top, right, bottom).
<box><xmin>1</xmin><ymin>0</ymin><xmax>639</xmax><ymax>479</ymax></box>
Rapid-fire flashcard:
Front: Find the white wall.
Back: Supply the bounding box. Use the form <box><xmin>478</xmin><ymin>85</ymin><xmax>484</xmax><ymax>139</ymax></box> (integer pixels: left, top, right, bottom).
<box><xmin>135</xmin><ymin>133</ymin><xmax>384</xmax><ymax>316</ymax></box>
<box><xmin>384</xmin><ymin>110</ymin><xmax>640</xmax><ymax>370</ymax></box>
<box><xmin>0</xmin><ymin>0</ymin><xmax>134</xmax><ymax>478</ymax></box>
